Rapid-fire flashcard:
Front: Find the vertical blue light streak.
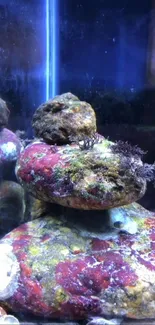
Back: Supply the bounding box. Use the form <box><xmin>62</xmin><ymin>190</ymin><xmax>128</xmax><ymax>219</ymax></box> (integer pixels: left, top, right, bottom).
<box><xmin>46</xmin><ymin>0</ymin><xmax>50</xmax><ymax>101</ymax></box>
<box><xmin>51</xmin><ymin>0</ymin><xmax>57</xmax><ymax>98</ymax></box>
<box><xmin>46</xmin><ymin>0</ymin><xmax>59</xmax><ymax>101</ymax></box>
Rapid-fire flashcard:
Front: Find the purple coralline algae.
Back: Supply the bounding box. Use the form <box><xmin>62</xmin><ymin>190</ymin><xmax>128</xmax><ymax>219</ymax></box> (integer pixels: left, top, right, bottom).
<box><xmin>1</xmin><ymin>92</ymin><xmax>155</xmax><ymax>322</ymax></box>
<box><xmin>0</xmin><ymin>203</ymin><xmax>155</xmax><ymax>319</ymax></box>
<box><xmin>15</xmin><ymin>138</ymin><xmax>146</xmax><ymax>210</ymax></box>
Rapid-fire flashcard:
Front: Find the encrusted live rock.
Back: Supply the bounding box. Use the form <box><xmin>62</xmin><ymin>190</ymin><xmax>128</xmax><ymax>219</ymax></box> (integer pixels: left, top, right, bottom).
<box><xmin>0</xmin><ymin>244</ymin><xmax>20</xmax><ymax>300</ymax></box>
<box><xmin>78</xmin><ymin>133</ymin><xmax>103</xmax><ymax>151</ymax></box>
<box><xmin>110</xmin><ymin>140</ymin><xmax>146</xmax><ymax>158</ymax></box>
<box><xmin>1</xmin><ymin>91</ymin><xmax>155</xmax><ymax>322</ymax></box>
<box><xmin>32</xmin><ymin>92</ymin><xmax>97</xmax><ymax>144</ymax></box>
<box><xmin>0</xmin><ymin>128</ymin><xmax>23</xmax><ymax>167</ymax></box>
<box><xmin>0</xmin><ymin>181</ymin><xmax>26</xmax><ymax>236</ymax></box>
<box><xmin>0</xmin><ymin>315</ymin><xmax>20</xmax><ymax>324</ymax></box>
<box><xmin>16</xmin><ymin>137</ymin><xmax>146</xmax><ymax>210</ymax></box>
<box><xmin>0</xmin><ymin>307</ymin><xmax>6</xmax><ymax>317</ymax></box>
<box><xmin>1</xmin><ymin>203</ymin><xmax>155</xmax><ymax>319</ymax></box>
<box><xmin>111</xmin><ymin>140</ymin><xmax>155</xmax><ymax>184</ymax></box>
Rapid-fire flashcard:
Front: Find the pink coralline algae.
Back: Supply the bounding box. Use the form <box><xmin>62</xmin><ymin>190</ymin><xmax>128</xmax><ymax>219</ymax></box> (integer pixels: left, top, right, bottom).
<box><xmin>1</xmin><ymin>92</ymin><xmax>155</xmax><ymax>323</ymax></box>
<box><xmin>1</xmin><ymin>204</ymin><xmax>155</xmax><ymax>319</ymax></box>
<box><xmin>16</xmin><ymin>138</ymin><xmax>146</xmax><ymax>210</ymax></box>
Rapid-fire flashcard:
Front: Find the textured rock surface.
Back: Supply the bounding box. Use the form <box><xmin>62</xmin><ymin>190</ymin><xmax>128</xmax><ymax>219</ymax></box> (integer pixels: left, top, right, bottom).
<box><xmin>29</xmin><ymin>197</ymin><xmax>49</xmax><ymax>219</ymax></box>
<box><xmin>0</xmin><ymin>203</ymin><xmax>155</xmax><ymax>319</ymax></box>
<box><xmin>0</xmin><ymin>99</ymin><xmax>10</xmax><ymax>129</ymax></box>
<box><xmin>0</xmin><ymin>315</ymin><xmax>20</xmax><ymax>324</ymax></box>
<box><xmin>32</xmin><ymin>92</ymin><xmax>97</xmax><ymax>144</ymax></box>
<box><xmin>0</xmin><ymin>181</ymin><xmax>25</xmax><ymax>236</ymax></box>
<box><xmin>97</xmin><ymin>124</ymin><xmax>155</xmax><ymax>212</ymax></box>
<box><xmin>0</xmin><ymin>243</ymin><xmax>20</xmax><ymax>300</ymax></box>
<box><xmin>16</xmin><ymin>138</ymin><xmax>146</xmax><ymax>210</ymax></box>
<box><xmin>0</xmin><ymin>307</ymin><xmax>6</xmax><ymax>317</ymax></box>
<box><xmin>0</xmin><ymin>128</ymin><xmax>23</xmax><ymax>167</ymax></box>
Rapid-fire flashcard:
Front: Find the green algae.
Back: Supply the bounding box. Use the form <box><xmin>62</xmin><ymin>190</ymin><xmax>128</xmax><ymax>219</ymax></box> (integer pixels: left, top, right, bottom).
<box><xmin>33</xmin><ymin>153</ymin><xmax>46</xmax><ymax>159</ymax></box>
<box><xmin>53</xmin><ymin>140</ymin><xmax>120</xmax><ymax>190</ymax></box>
<box><xmin>60</xmin><ymin>226</ymin><xmax>72</xmax><ymax>233</ymax></box>
<box><xmin>133</xmin><ymin>217</ymin><xmax>145</xmax><ymax>229</ymax></box>
<box><xmin>53</xmin><ymin>287</ymin><xmax>70</xmax><ymax>307</ymax></box>
<box><xmin>29</xmin><ymin>246</ymin><xmax>41</xmax><ymax>256</ymax></box>
<box><xmin>30</xmin><ymin>242</ymin><xmax>70</xmax><ymax>274</ymax></box>
<box><xmin>53</xmin><ymin>166</ymin><xmax>64</xmax><ymax>182</ymax></box>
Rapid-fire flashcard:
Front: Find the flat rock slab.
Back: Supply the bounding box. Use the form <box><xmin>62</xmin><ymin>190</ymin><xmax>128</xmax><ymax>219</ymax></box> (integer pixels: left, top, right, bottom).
<box><xmin>1</xmin><ymin>203</ymin><xmax>155</xmax><ymax>320</ymax></box>
<box><xmin>16</xmin><ymin>138</ymin><xmax>146</xmax><ymax>210</ymax></box>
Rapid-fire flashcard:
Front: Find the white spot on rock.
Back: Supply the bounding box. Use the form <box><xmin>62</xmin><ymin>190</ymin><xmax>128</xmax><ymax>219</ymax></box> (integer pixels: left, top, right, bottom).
<box><xmin>87</xmin><ymin>316</ymin><xmax>122</xmax><ymax>325</ymax></box>
<box><xmin>1</xmin><ymin>142</ymin><xmax>18</xmax><ymax>161</ymax></box>
<box><xmin>108</xmin><ymin>207</ymin><xmax>138</xmax><ymax>235</ymax></box>
<box><xmin>0</xmin><ymin>315</ymin><xmax>20</xmax><ymax>324</ymax></box>
<box><xmin>0</xmin><ymin>244</ymin><xmax>20</xmax><ymax>300</ymax></box>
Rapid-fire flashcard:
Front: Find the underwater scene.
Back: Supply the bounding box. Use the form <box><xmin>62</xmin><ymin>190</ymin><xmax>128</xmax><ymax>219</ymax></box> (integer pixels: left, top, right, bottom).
<box><xmin>1</xmin><ymin>0</ymin><xmax>155</xmax><ymax>324</ymax></box>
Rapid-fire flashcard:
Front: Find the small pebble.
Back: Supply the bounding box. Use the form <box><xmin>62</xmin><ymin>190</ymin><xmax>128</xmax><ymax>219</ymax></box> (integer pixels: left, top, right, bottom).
<box><xmin>0</xmin><ymin>315</ymin><xmax>19</xmax><ymax>324</ymax></box>
<box><xmin>0</xmin><ymin>306</ymin><xmax>6</xmax><ymax>316</ymax></box>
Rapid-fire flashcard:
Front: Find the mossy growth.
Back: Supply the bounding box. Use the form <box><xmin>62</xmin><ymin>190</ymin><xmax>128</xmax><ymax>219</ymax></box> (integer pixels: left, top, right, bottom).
<box><xmin>53</xmin><ymin>139</ymin><xmax>120</xmax><ymax>187</ymax></box>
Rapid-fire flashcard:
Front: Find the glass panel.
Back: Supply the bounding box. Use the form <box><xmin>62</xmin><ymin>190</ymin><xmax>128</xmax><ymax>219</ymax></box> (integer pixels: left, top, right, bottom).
<box><xmin>0</xmin><ymin>1</ymin><xmax>154</xmax><ymax>324</ymax></box>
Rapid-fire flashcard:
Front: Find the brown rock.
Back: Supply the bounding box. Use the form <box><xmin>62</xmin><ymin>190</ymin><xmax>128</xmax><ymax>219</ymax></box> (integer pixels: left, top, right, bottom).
<box><xmin>32</xmin><ymin>92</ymin><xmax>97</xmax><ymax>144</ymax></box>
<box><xmin>0</xmin><ymin>99</ymin><xmax>10</xmax><ymax>129</ymax></box>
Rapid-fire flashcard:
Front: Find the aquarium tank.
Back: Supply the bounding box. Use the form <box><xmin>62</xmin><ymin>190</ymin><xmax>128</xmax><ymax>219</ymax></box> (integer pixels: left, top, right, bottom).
<box><xmin>1</xmin><ymin>0</ymin><xmax>155</xmax><ymax>324</ymax></box>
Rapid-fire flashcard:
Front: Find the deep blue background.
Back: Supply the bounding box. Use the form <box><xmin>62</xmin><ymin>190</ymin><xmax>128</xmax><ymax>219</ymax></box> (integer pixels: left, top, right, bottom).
<box><xmin>0</xmin><ymin>0</ymin><xmax>152</xmax><ymax>131</ymax></box>
<box><xmin>60</xmin><ymin>0</ymin><xmax>150</xmax><ymax>93</ymax></box>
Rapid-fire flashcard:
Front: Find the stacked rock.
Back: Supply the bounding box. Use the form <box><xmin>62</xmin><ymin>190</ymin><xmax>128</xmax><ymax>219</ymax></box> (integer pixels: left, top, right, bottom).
<box><xmin>0</xmin><ymin>99</ymin><xmax>25</xmax><ymax>236</ymax></box>
<box><xmin>0</xmin><ymin>99</ymin><xmax>23</xmax><ymax>174</ymax></box>
<box><xmin>17</xmin><ymin>93</ymin><xmax>146</xmax><ymax>210</ymax></box>
<box><xmin>1</xmin><ymin>93</ymin><xmax>155</xmax><ymax>323</ymax></box>
<box><xmin>32</xmin><ymin>92</ymin><xmax>97</xmax><ymax>144</ymax></box>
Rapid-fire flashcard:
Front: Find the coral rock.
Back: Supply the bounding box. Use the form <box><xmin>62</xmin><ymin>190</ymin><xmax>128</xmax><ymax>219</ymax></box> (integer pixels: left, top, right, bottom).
<box><xmin>0</xmin><ymin>315</ymin><xmax>20</xmax><ymax>324</ymax></box>
<box><xmin>0</xmin><ymin>307</ymin><xmax>6</xmax><ymax>317</ymax></box>
<box><xmin>32</xmin><ymin>92</ymin><xmax>97</xmax><ymax>144</ymax></box>
<box><xmin>0</xmin><ymin>244</ymin><xmax>20</xmax><ymax>300</ymax></box>
<box><xmin>29</xmin><ymin>197</ymin><xmax>49</xmax><ymax>219</ymax></box>
<box><xmin>0</xmin><ymin>204</ymin><xmax>155</xmax><ymax>319</ymax></box>
<box><xmin>0</xmin><ymin>128</ymin><xmax>23</xmax><ymax>168</ymax></box>
<box><xmin>0</xmin><ymin>99</ymin><xmax>10</xmax><ymax>129</ymax></box>
<box><xmin>0</xmin><ymin>181</ymin><xmax>26</xmax><ymax>236</ymax></box>
<box><xmin>16</xmin><ymin>138</ymin><xmax>146</xmax><ymax>210</ymax></box>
